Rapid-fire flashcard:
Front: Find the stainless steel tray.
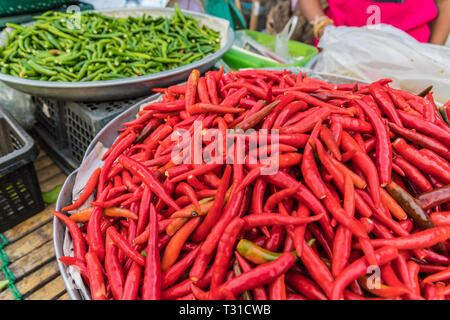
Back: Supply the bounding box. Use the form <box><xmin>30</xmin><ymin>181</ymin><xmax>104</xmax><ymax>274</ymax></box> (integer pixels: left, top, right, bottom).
<box><xmin>0</xmin><ymin>7</ymin><xmax>234</xmax><ymax>102</ymax></box>
<box><xmin>53</xmin><ymin>69</ymin><xmax>368</xmax><ymax>300</ymax></box>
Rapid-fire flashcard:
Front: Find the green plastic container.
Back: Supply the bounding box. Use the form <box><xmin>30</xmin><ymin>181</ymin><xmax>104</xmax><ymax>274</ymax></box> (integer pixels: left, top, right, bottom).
<box><xmin>222</xmin><ymin>29</ymin><xmax>318</xmax><ymax>71</ymax></box>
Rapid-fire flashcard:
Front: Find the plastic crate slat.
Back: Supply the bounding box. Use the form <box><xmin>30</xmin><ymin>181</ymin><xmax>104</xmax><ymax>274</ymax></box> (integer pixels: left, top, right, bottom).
<box><xmin>32</xmin><ymin>96</ymin><xmax>143</xmax><ymax>172</ymax></box>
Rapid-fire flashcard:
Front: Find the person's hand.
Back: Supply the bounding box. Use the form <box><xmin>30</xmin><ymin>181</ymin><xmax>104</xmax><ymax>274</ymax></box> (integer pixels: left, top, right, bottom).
<box><xmin>312</xmin><ymin>16</ymin><xmax>334</xmax><ymax>39</ymax></box>
<box><xmin>316</xmin><ymin>19</ymin><xmax>334</xmax><ymax>38</ymax></box>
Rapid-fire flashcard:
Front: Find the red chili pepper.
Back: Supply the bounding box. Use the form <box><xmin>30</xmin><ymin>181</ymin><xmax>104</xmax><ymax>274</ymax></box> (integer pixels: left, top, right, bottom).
<box><xmin>143</xmin><ymin>99</ymin><xmax>186</xmax><ymax>112</ymax></box>
<box><xmin>233</xmin><ymin>166</ymin><xmax>264</xmax><ymax>195</ymax></box>
<box><xmin>262</xmin><ymin>185</ymin><xmax>300</xmax><ymax>212</ymax></box>
<box><xmin>386</xmin><ymin>88</ymin><xmax>411</xmax><ymax>111</ymax></box>
<box><xmin>85</xmin><ymin>251</ymin><xmax>107</xmax><ymax>300</ymax></box>
<box><xmin>280</xmin><ymin>107</ymin><xmax>331</xmax><ymax>134</ymax></box>
<box><xmin>191</xmin><ymin>165</ymin><xmax>232</xmax><ymax>242</ymax></box>
<box><xmin>211</xmin><ymin>252</ymin><xmax>296</xmax><ymax>299</ymax></box>
<box><xmin>330</xmin><ymin>115</ymin><xmax>374</xmax><ymax>133</ymax></box>
<box><xmin>302</xmin><ymin>121</ymin><xmax>329</xmax><ymax>200</ymax></box>
<box><xmin>121</xmin><ymin>170</ymin><xmax>138</xmax><ymax>193</ymax></box>
<box><xmin>162</xmin><ymin>268</ymin><xmax>213</xmax><ymax>300</ymax></box>
<box><xmin>341</xmin><ymin>131</ymin><xmax>381</xmax><ymax>208</ymax></box>
<box><xmin>319</xmin><ymin>125</ymin><xmax>342</xmax><ymax>161</ymax></box>
<box><xmin>101</xmin><ymin>128</ymin><xmax>133</xmax><ymax>161</ymax></box>
<box><xmin>285</xmin><ymin>271</ymin><xmax>328</xmax><ymax>300</ymax></box>
<box><xmin>330</xmin><ymin>246</ymin><xmax>399</xmax><ymax>300</ymax></box>
<box><xmin>118</xmin><ymin>155</ymin><xmax>180</xmax><ymax>211</ymax></box>
<box><xmin>59</xmin><ymin>256</ymin><xmax>89</xmax><ymax>283</ymax></box>
<box><xmin>161</xmin><ymin>216</ymin><xmax>202</xmax><ymax>271</ymax></box>
<box><xmin>189</xmin><ymin>250</ymin><xmax>213</xmax><ymax>283</ymax></box>
<box><xmin>369</xmin><ymin>82</ymin><xmax>403</xmax><ymax>126</ymax></box>
<box><xmin>260</xmin><ymin>152</ymin><xmax>302</xmax><ymax>168</ymax></box>
<box><xmin>99</xmin><ymin>131</ymin><xmax>137</xmax><ymax>195</ymax></box>
<box><xmin>186</xmin><ymin>175</ymin><xmax>209</xmax><ymax>191</ymax></box>
<box><xmin>392</xmin><ymin>138</ymin><xmax>450</xmax><ymax>185</ymax></box>
<box><xmin>140</xmin><ymin>204</ymin><xmax>161</xmax><ymax>300</ymax></box>
<box><xmin>62</xmin><ymin>168</ymin><xmax>101</xmax><ymax>212</ymax></box>
<box><xmin>359</xmin><ymin>226</ymin><xmax>450</xmax><ymax>250</ymax></box>
<box><xmin>423</xmin><ymin>266</ymin><xmax>450</xmax><ymax>284</ymax></box>
<box><xmin>205</xmin><ymin>72</ymin><xmax>221</xmax><ymax>105</ymax></box>
<box><xmin>107</xmin><ymin>226</ymin><xmax>145</xmax><ymax>267</ymax></box>
<box><xmin>67</xmin><ymin>71</ymin><xmax>450</xmax><ymax>301</ymax></box>
<box><xmin>268</xmin><ymin>274</ymin><xmax>287</xmax><ymax>300</ymax></box>
<box><xmin>315</xmin><ymin>138</ymin><xmax>372</xmax><ymax>219</ymax></box>
<box><xmin>186</xmin><ymin>103</ymin><xmax>245</xmax><ymax>115</ymax></box>
<box><xmin>234</xmin><ymin>252</ymin><xmax>268</xmax><ymax>300</ymax></box>
<box><xmin>300</xmin><ymin>240</ymin><xmax>335</xmax><ymax>297</ymax></box>
<box><xmin>52</xmin><ymin>211</ymin><xmax>86</xmax><ymax>263</ymax></box>
<box><xmin>388</xmin><ymin>122</ymin><xmax>450</xmax><ymax>161</ymax></box>
<box><xmin>121</xmin><ymin>261</ymin><xmax>142</xmax><ymax>300</ymax></box>
<box><xmin>308</xmin><ymin>222</ymin><xmax>333</xmax><ymax>259</ymax></box>
<box><xmin>398</xmin><ymin>110</ymin><xmax>450</xmax><ymax>146</ymax></box>
<box><xmin>281</xmin><ymin>106</ymin><xmax>319</xmax><ymax>128</ymax></box>
<box><xmin>380</xmin><ymin>263</ymin><xmax>407</xmax><ymax>291</ymax></box>
<box><xmin>355</xmin><ymin>99</ymin><xmax>392</xmax><ymax>186</ymax></box>
<box><xmin>210</xmin><ymin>217</ymin><xmax>245</xmax><ymax>290</ymax></box>
<box><xmin>273</xmin><ymin>101</ymin><xmax>308</xmax><ymax>128</ymax></box>
<box><xmin>162</xmin><ymin>245</ymin><xmax>200</xmax><ymax>289</ymax></box>
<box><xmin>242</xmin><ymin>212</ymin><xmax>324</xmax><ymax>230</ymax></box>
<box><xmin>221</xmin><ymin>87</ymin><xmax>249</xmax><ymax>107</ymax></box>
<box><xmin>87</xmin><ymin>183</ymin><xmax>112</xmax><ymax>263</ymax></box>
<box><xmin>168</xmin><ymin>161</ymin><xmax>223</xmax><ymax>184</ymax></box>
<box><xmin>174</xmin><ymin>182</ymin><xmax>201</xmax><ymax>212</ymax></box>
<box><xmin>430</xmin><ymin>211</ymin><xmax>450</xmax><ymax>226</ymax></box>
<box><xmin>200</xmin><ymin>164</ymin><xmax>245</xmax><ymax>258</ymax></box>
<box><xmin>221</xmin><ymin>81</ymin><xmax>267</xmax><ymax>100</ymax></box>
<box><xmin>393</xmin><ymin>157</ymin><xmax>432</xmax><ymax>193</ymax></box>
<box><xmin>419</xmin><ymin>148</ymin><xmax>450</xmax><ymax>175</ymax></box>
<box><xmin>105</xmin><ymin>231</ymin><xmax>125</xmax><ymax>300</ymax></box>
<box><xmin>185</xmin><ymin>69</ymin><xmax>200</xmax><ymax>111</ymax></box>
<box><xmin>195</xmin><ymin>76</ymin><xmax>210</xmax><ymax>104</ymax></box>
<box><xmin>331</xmin><ymin>174</ymin><xmax>356</xmax><ymax>277</ymax></box>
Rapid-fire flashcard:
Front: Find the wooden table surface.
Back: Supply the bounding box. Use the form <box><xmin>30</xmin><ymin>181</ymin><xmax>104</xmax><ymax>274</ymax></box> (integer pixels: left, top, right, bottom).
<box><xmin>0</xmin><ymin>144</ymin><xmax>71</xmax><ymax>300</ymax></box>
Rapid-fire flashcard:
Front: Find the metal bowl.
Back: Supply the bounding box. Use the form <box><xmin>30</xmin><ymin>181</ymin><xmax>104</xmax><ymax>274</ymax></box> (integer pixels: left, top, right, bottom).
<box><xmin>53</xmin><ymin>69</ymin><xmax>368</xmax><ymax>300</ymax></box>
<box><xmin>0</xmin><ymin>7</ymin><xmax>234</xmax><ymax>102</ymax></box>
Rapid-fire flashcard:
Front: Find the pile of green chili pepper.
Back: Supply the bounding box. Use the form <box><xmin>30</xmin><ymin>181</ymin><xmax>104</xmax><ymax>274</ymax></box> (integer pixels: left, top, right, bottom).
<box><xmin>0</xmin><ymin>4</ymin><xmax>220</xmax><ymax>82</ymax></box>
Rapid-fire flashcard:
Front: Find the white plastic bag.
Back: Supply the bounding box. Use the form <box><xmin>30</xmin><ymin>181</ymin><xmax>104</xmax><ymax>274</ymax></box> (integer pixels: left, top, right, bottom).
<box><xmin>275</xmin><ymin>16</ymin><xmax>298</xmax><ymax>61</ymax></box>
<box><xmin>312</xmin><ymin>24</ymin><xmax>450</xmax><ymax>104</ymax></box>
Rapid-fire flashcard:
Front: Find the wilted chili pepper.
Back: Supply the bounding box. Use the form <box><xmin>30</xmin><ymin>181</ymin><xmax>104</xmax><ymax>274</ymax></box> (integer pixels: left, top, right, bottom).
<box><xmin>385</xmin><ymin>181</ymin><xmax>435</xmax><ymax>230</ymax></box>
<box><xmin>416</xmin><ymin>185</ymin><xmax>450</xmax><ymax>210</ymax></box>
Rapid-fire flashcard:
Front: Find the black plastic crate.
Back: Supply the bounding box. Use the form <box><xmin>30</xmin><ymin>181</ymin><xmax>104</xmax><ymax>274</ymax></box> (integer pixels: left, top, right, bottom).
<box><xmin>0</xmin><ymin>106</ymin><xmax>44</xmax><ymax>233</ymax></box>
<box><xmin>32</xmin><ymin>96</ymin><xmax>144</xmax><ymax>171</ymax></box>
<box><xmin>32</xmin><ymin>96</ymin><xmax>66</xmax><ymax>148</ymax></box>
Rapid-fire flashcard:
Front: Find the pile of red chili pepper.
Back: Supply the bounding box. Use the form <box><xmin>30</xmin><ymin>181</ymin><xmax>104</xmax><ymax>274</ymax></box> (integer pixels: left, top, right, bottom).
<box><xmin>54</xmin><ymin>67</ymin><xmax>450</xmax><ymax>300</ymax></box>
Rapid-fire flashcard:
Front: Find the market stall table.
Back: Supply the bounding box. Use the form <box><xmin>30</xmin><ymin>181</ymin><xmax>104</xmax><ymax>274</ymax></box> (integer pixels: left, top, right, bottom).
<box><xmin>0</xmin><ymin>143</ymin><xmax>69</xmax><ymax>300</ymax></box>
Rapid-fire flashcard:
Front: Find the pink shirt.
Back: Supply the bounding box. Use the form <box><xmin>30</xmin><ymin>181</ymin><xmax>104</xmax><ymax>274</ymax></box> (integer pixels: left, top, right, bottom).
<box><xmin>325</xmin><ymin>0</ymin><xmax>438</xmax><ymax>43</ymax></box>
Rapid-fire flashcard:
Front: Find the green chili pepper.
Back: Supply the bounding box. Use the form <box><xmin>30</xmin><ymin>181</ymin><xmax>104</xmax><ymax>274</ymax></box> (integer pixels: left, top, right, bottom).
<box><xmin>0</xmin><ymin>280</ymin><xmax>9</xmax><ymax>292</ymax></box>
<box><xmin>236</xmin><ymin>239</ymin><xmax>300</xmax><ymax>265</ymax></box>
<box><xmin>28</xmin><ymin>60</ymin><xmax>57</xmax><ymax>76</ymax></box>
<box><xmin>41</xmin><ymin>185</ymin><xmax>62</xmax><ymax>204</ymax></box>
